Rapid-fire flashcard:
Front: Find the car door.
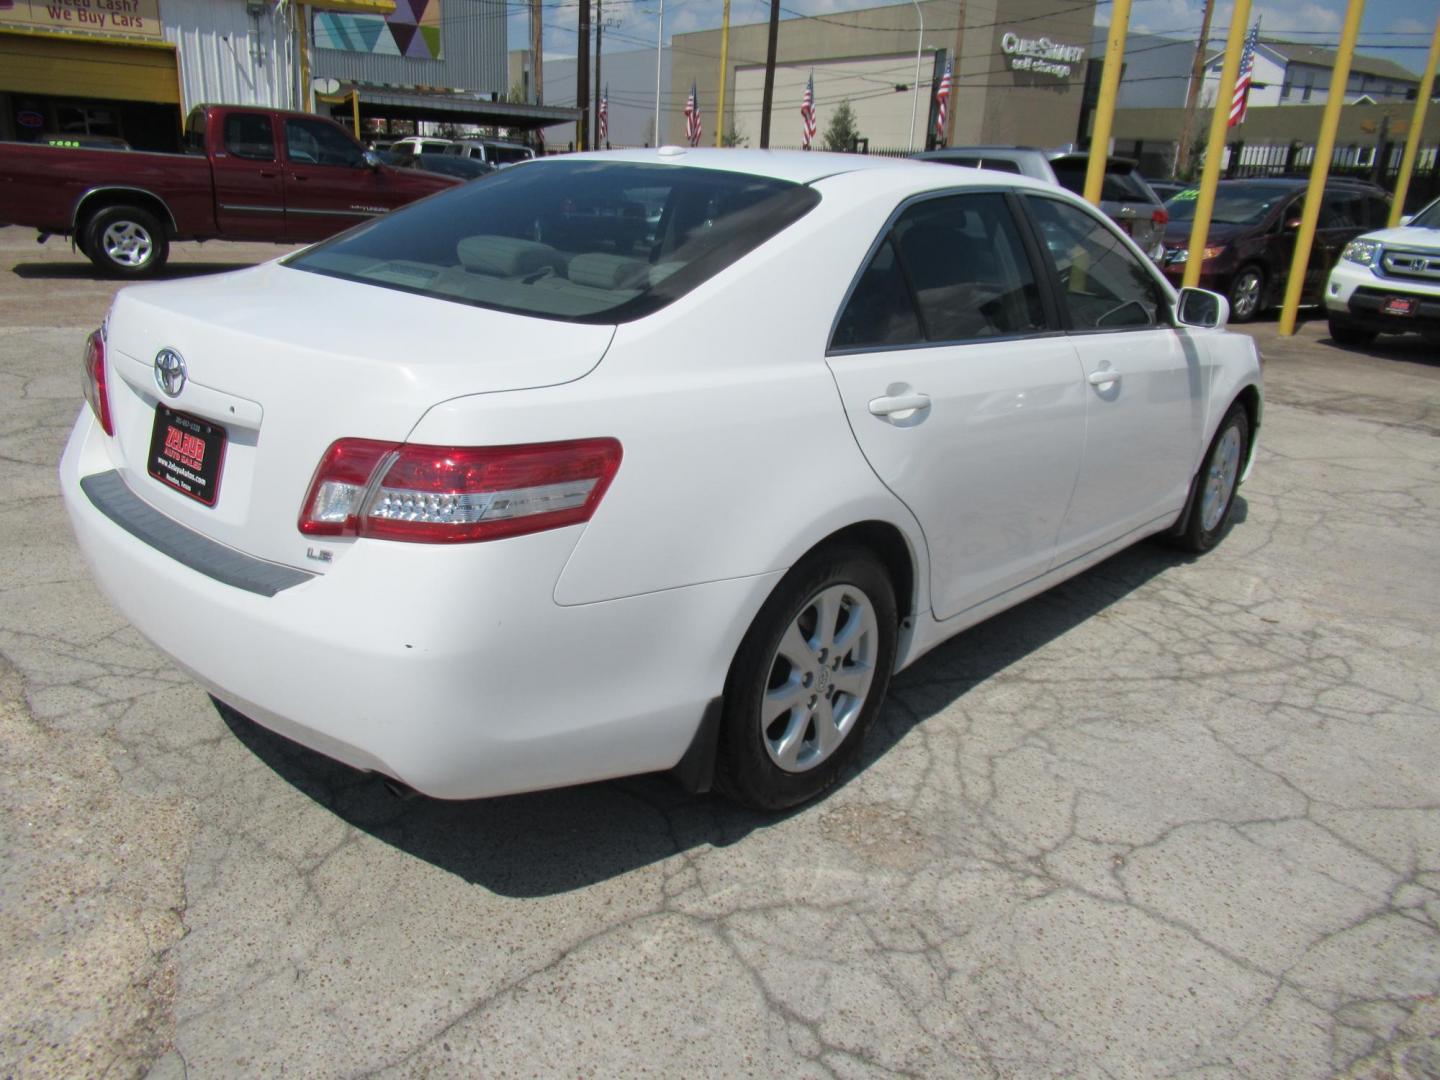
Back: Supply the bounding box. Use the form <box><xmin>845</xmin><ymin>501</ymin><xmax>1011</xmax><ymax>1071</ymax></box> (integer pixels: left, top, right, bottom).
<box><xmin>825</xmin><ymin>190</ymin><xmax>1088</xmax><ymax>621</ymax></box>
<box><xmin>211</xmin><ymin>111</ymin><xmax>285</xmax><ymax>239</ymax></box>
<box><xmin>281</xmin><ymin>116</ymin><xmax>391</xmax><ymax>242</ymax></box>
<box><xmin>1021</xmin><ymin>193</ymin><xmax>1204</xmax><ymax>560</ymax></box>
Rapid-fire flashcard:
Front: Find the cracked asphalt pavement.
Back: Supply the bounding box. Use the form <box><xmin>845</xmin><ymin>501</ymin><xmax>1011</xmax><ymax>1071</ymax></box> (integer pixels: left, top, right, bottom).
<box><xmin>2</xmin><ymin>227</ymin><xmax>1438</xmax><ymax>1078</ymax></box>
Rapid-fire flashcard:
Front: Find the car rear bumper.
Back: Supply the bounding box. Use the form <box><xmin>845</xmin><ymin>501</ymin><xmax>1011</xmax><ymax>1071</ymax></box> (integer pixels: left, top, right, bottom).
<box><xmin>61</xmin><ymin>410</ymin><xmax>780</xmax><ymax>799</ymax></box>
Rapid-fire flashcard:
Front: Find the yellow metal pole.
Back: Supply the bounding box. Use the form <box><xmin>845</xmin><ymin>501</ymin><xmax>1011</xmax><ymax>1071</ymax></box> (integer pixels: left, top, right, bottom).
<box><xmin>1181</xmin><ymin>0</ymin><xmax>1252</xmax><ymax>290</ymax></box>
<box><xmin>351</xmin><ymin>90</ymin><xmax>361</xmax><ymax>140</ymax></box>
<box><xmin>1082</xmin><ymin>0</ymin><xmax>1132</xmax><ymax>205</ymax></box>
<box><xmin>1277</xmin><ymin>0</ymin><xmax>1365</xmax><ymax>335</ymax></box>
<box><xmin>1389</xmin><ymin>16</ymin><xmax>1440</xmax><ymax>227</ymax></box>
<box><xmin>715</xmin><ymin>0</ymin><xmax>731</xmax><ymax>146</ymax></box>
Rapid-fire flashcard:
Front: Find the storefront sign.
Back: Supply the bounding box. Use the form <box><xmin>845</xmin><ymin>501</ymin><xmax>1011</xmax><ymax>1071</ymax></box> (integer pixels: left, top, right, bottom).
<box><xmin>1000</xmin><ymin>32</ymin><xmax>1085</xmax><ymax>79</ymax></box>
<box><xmin>0</xmin><ymin>0</ymin><xmax>163</xmax><ymax>40</ymax></box>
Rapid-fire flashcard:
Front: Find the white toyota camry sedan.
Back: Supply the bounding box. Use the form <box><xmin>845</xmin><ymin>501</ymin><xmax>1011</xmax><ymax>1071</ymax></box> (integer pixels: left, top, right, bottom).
<box><xmin>61</xmin><ymin>148</ymin><xmax>1261</xmax><ymax>810</ymax></box>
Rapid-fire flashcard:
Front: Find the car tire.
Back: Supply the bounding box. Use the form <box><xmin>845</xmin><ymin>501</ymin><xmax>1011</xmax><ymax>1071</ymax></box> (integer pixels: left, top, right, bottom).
<box><xmin>1173</xmin><ymin>403</ymin><xmax>1250</xmax><ymax>554</ymax></box>
<box><xmin>83</xmin><ymin>205</ymin><xmax>169</xmax><ymax>278</ymax></box>
<box><xmin>1226</xmin><ymin>265</ymin><xmax>1266</xmax><ymax>323</ymax></box>
<box><xmin>715</xmin><ymin>545</ymin><xmax>898</xmax><ymax>811</ymax></box>
<box><xmin>1327</xmin><ymin>314</ymin><xmax>1377</xmax><ymax>347</ymax></box>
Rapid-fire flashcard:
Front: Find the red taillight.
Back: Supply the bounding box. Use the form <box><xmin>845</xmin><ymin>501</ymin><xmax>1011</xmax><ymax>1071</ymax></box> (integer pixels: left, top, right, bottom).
<box><xmin>81</xmin><ymin>328</ymin><xmax>114</xmax><ymax>436</ymax></box>
<box><xmin>298</xmin><ymin>437</ymin><xmax>622</xmax><ymax>544</ymax></box>
<box><xmin>1152</xmin><ymin>207</ymin><xmax>1169</xmax><ymax>227</ymax></box>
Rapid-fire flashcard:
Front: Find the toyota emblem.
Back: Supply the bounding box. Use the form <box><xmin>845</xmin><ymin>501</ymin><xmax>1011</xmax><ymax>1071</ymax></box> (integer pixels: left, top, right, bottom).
<box><xmin>154</xmin><ymin>348</ymin><xmax>187</xmax><ymax>398</ymax></box>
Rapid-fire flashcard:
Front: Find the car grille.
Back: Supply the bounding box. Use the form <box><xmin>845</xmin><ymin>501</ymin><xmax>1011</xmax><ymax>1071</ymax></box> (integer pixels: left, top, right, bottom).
<box><xmin>1377</xmin><ymin>248</ymin><xmax>1440</xmax><ymax>283</ymax></box>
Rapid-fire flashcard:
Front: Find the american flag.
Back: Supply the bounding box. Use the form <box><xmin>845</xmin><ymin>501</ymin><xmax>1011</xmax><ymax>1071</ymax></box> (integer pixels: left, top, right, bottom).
<box><xmin>800</xmin><ymin>70</ymin><xmax>817</xmax><ymax>149</ymax></box>
<box><xmin>598</xmin><ymin>85</ymin><xmax>608</xmax><ymax>144</ymax></box>
<box><xmin>1229</xmin><ymin>24</ymin><xmax>1260</xmax><ymax>127</ymax></box>
<box><xmin>933</xmin><ymin>56</ymin><xmax>953</xmax><ymax>144</ymax></box>
<box><xmin>684</xmin><ymin>80</ymin><xmax>702</xmax><ymax>146</ymax></box>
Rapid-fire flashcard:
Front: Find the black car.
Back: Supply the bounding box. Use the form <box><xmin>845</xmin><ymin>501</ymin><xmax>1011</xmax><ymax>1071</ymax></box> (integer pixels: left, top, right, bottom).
<box><xmin>1160</xmin><ymin>178</ymin><xmax>1391</xmax><ymax>321</ymax></box>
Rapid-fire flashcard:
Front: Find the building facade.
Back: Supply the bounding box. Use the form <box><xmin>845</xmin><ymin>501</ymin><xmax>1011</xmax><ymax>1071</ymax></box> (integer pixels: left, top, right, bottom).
<box><xmin>1199</xmin><ymin>40</ymin><xmax>1421</xmax><ymax>111</ymax></box>
<box><xmin>669</xmin><ymin>0</ymin><xmax>1096</xmax><ymax>150</ymax></box>
<box><xmin>528</xmin><ymin>46</ymin><xmax>671</xmax><ymax>148</ymax></box>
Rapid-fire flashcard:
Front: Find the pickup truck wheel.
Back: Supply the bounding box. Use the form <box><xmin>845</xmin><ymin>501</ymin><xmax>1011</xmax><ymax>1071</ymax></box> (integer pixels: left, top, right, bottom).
<box><xmin>84</xmin><ymin>206</ymin><xmax>169</xmax><ymax>278</ymax></box>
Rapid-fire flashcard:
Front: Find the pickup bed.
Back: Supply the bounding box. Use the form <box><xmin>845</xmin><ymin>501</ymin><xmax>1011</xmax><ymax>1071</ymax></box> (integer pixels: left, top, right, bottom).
<box><xmin>0</xmin><ymin>104</ymin><xmax>458</xmax><ymax>276</ymax></box>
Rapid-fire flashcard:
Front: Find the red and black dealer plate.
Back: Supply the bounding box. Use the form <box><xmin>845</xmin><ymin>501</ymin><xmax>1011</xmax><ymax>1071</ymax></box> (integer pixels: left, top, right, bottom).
<box><xmin>1382</xmin><ymin>296</ymin><xmax>1418</xmax><ymax>317</ymax></box>
<box><xmin>148</xmin><ymin>405</ymin><xmax>227</xmax><ymax>507</ymax></box>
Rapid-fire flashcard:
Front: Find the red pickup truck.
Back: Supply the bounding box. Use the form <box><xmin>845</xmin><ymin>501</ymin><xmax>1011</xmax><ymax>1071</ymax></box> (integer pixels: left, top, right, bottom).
<box><xmin>0</xmin><ymin>104</ymin><xmax>458</xmax><ymax>277</ymax></box>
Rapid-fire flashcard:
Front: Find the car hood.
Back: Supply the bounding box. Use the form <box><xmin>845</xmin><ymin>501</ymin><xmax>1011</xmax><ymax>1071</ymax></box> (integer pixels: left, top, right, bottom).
<box><xmin>1361</xmin><ymin>225</ymin><xmax>1440</xmax><ymax>250</ymax></box>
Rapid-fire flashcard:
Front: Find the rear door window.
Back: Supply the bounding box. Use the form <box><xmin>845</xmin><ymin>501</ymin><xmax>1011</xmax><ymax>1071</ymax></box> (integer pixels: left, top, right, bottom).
<box><xmin>832</xmin><ymin>191</ymin><xmax>1047</xmax><ymax>350</ymax></box>
<box><xmin>224</xmin><ymin>113</ymin><xmax>275</xmax><ymax>161</ymax></box>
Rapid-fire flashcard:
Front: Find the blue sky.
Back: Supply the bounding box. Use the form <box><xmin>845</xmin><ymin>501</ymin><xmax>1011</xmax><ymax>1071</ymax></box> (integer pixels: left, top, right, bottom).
<box><xmin>504</xmin><ymin>0</ymin><xmax>1436</xmax><ymax>96</ymax></box>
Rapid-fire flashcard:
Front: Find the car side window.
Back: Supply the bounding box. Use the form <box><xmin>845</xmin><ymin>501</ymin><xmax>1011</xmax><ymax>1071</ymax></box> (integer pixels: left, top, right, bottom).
<box><xmin>891</xmin><ymin>192</ymin><xmax>1046</xmax><ymax>341</ymax></box>
<box><xmin>284</xmin><ymin>118</ymin><xmax>363</xmax><ymax>168</ymax></box>
<box><xmin>831</xmin><ymin>238</ymin><xmax>923</xmax><ymax>350</ymax></box>
<box><xmin>224</xmin><ymin>113</ymin><xmax>275</xmax><ymax>162</ymax></box>
<box><xmin>1024</xmin><ymin>195</ymin><xmax>1164</xmax><ymax>331</ymax></box>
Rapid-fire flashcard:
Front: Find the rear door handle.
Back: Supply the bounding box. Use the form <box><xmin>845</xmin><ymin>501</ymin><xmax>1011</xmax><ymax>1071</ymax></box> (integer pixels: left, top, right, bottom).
<box><xmin>868</xmin><ymin>391</ymin><xmax>931</xmax><ymax>417</ymax></box>
<box><xmin>1088</xmin><ymin>368</ymin><xmax>1122</xmax><ymax>386</ymax></box>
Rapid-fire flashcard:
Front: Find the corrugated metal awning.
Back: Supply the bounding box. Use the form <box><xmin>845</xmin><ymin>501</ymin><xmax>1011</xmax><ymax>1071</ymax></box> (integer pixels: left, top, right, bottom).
<box><xmin>330</xmin><ymin>85</ymin><xmax>581</xmax><ymax>131</ymax></box>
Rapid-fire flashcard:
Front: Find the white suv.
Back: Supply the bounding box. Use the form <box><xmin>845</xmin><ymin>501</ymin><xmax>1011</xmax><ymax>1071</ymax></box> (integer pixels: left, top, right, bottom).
<box><xmin>1326</xmin><ymin>195</ymin><xmax>1440</xmax><ymax>347</ymax></box>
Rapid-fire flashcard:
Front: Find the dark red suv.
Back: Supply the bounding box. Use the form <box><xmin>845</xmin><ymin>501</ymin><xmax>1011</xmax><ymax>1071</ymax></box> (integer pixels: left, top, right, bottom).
<box><xmin>1160</xmin><ymin>178</ymin><xmax>1391</xmax><ymax>321</ymax></box>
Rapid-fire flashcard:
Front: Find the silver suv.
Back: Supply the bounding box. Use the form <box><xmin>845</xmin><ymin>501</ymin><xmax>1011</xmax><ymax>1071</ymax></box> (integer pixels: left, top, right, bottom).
<box><xmin>914</xmin><ymin>146</ymin><xmax>1169</xmax><ymax>262</ymax></box>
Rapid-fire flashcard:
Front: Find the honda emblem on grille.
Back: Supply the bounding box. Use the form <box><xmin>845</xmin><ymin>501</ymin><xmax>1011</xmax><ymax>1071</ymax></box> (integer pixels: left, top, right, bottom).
<box><xmin>154</xmin><ymin>348</ymin><xmax>187</xmax><ymax>398</ymax></box>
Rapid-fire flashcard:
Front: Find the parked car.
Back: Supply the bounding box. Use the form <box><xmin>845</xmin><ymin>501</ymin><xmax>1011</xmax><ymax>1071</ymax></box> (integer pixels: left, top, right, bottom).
<box><xmin>389</xmin><ymin>136</ymin><xmax>455</xmax><ymax>161</ymax></box>
<box><xmin>1325</xmin><ymin>194</ymin><xmax>1440</xmax><ymax>346</ymax></box>
<box><xmin>1159</xmin><ymin>177</ymin><xmax>1391</xmax><ymax>321</ymax></box>
<box><xmin>61</xmin><ymin>150</ymin><xmax>1260</xmax><ymax>811</ymax></box>
<box><xmin>403</xmin><ymin>152</ymin><xmax>497</xmax><ymax>182</ymax></box>
<box><xmin>913</xmin><ymin>146</ymin><xmax>1169</xmax><ymax>261</ymax></box>
<box><xmin>445</xmin><ymin>138</ymin><xmax>536</xmax><ymax>168</ymax></box>
<box><xmin>1148</xmin><ymin>180</ymin><xmax>1189</xmax><ymax>202</ymax></box>
<box><xmin>0</xmin><ymin>105</ymin><xmax>457</xmax><ymax>276</ymax></box>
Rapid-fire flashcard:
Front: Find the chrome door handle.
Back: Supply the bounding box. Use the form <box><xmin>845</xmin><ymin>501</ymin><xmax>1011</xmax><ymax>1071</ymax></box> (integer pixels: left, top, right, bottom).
<box><xmin>868</xmin><ymin>392</ymin><xmax>931</xmax><ymax>417</ymax></box>
<box><xmin>1088</xmin><ymin>368</ymin><xmax>1122</xmax><ymax>386</ymax></box>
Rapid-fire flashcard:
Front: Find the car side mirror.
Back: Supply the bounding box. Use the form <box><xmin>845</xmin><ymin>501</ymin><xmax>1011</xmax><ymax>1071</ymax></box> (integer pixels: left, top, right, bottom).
<box><xmin>1176</xmin><ymin>286</ymin><xmax>1229</xmax><ymax>329</ymax></box>
<box><xmin>363</xmin><ymin>150</ymin><xmax>381</xmax><ymax>170</ymax></box>
<box><xmin>1400</xmin><ymin>214</ymin><xmax>1413</xmax><ymax>227</ymax></box>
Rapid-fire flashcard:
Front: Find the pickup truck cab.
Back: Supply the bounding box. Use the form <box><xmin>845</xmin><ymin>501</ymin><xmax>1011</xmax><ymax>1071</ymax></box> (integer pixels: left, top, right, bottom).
<box><xmin>0</xmin><ymin>104</ymin><xmax>457</xmax><ymax>276</ymax></box>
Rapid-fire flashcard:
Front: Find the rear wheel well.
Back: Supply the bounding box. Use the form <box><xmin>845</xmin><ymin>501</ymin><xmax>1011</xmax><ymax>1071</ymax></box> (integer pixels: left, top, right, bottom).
<box><xmin>73</xmin><ymin>190</ymin><xmax>176</xmax><ymax>241</ymax></box>
<box><xmin>801</xmin><ymin>521</ymin><xmax>916</xmax><ymax>628</ymax></box>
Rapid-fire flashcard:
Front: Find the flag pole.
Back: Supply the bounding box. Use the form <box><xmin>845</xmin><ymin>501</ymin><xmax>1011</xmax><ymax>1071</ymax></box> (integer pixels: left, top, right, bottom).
<box><xmin>715</xmin><ymin>0</ymin><xmax>731</xmax><ymax>146</ymax></box>
<box><xmin>653</xmin><ymin>0</ymin><xmax>664</xmax><ymax>145</ymax></box>
<box><xmin>907</xmin><ymin>0</ymin><xmax>923</xmax><ymax>152</ymax></box>
<box><xmin>1181</xmin><ymin>0</ymin><xmax>1253</xmax><ymax>290</ymax></box>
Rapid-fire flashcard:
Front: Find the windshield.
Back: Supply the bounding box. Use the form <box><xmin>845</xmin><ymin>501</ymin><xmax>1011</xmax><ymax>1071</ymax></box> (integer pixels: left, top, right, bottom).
<box><xmin>1410</xmin><ymin>198</ymin><xmax>1440</xmax><ymax>228</ymax></box>
<box><xmin>1165</xmin><ymin>183</ymin><xmax>1292</xmax><ymax>225</ymax></box>
<box><xmin>287</xmin><ymin>161</ymin><xmax>820</xmax><ymax>323</ymax></box>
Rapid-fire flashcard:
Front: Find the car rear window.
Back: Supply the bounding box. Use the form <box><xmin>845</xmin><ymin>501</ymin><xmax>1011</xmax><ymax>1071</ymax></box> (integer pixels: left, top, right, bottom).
<box><xmin>287</xmin><ymin>161</ymin><xmax>820</xmax><ymax>323</ymax></box>
<box><xmin>1050</xmin><ymin>158</ymin><xmax>1155</xmax><ymax>203</ymax></box>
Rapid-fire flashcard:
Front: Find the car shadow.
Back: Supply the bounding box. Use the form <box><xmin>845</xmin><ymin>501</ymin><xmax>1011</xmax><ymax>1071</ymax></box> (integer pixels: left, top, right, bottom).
<box><xmin>11</xmin><ymin>261</ymin><xmax>259</xmax><ymax>281</ymax></box>
<box><xmin>219</xmin><ymin>523</ymin><xmax>1230</xmax><ymax>899</ymax></box>
<box><xmin>1319</xmin><ymin>332</ymin><xmax>1440</xmax><ymax>368</ymax></box>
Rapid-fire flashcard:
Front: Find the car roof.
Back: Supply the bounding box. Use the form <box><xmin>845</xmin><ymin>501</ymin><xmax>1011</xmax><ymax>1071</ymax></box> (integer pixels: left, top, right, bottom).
<box><xmin>545</xmin><ymin>147</ymin><xmax>1066</xmax><ymax>189</ymax></box>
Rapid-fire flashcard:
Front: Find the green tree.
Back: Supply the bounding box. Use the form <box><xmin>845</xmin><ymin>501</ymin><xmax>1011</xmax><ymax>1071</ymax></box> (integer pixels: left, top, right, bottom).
<box><xmin>823</xmin><ymin>100</ymin><xmax>859</xmax><ymax>152</ymax></box>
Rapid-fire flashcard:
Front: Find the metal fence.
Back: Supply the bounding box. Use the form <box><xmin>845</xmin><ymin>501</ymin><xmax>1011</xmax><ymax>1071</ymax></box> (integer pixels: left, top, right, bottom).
<box><xmin>1223</xmin><ymin>141</ymin><xmax>1440</xmax><ymax>211</ymax></box>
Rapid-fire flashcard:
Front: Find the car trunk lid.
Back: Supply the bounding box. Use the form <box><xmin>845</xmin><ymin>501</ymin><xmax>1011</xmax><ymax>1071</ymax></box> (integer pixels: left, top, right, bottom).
<box><xmin>100</xmin><ymin>260</ymin><xmax>614</xmax><ymax>572</ymax></box>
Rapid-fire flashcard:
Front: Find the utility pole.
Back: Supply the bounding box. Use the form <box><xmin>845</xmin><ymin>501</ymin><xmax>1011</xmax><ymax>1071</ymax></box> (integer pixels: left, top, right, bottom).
<box><xmin>1177</xmin><ymin>0</ymin><xmax>1216</xmax><ymax>180</ymax></box>
<box><xmin>530</xmin><ymin>0</ymin><xmax>543</xmax><ymax>104</ymax></box>
<box><xmin>715</xmin><ymin>0</ymin><xmax>731</xmax><ymax>146</ymax></box>
<box><xmin>759</xmin><ymin>0</ymin><xmax>780</xmax><ymax>148</ymax></box>
<box><xmin>577</xmin><ymin>0</ymin><xmax>591</xmax><ymax>150</ymax></box>
<box><xmin>594</xmin><ymin>0</ymin><xmax>604</xmax><ymax>148</ymax></box>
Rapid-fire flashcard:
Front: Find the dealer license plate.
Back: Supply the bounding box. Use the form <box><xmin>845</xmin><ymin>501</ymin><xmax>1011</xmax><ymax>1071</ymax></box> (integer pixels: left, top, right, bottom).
<box><xmin>147</xmin><ymin>405</ymin><xmax>226</xmax><ymax>506</ymax></box>
<box><xmin>1383</xmin><ymin>296</ymin><xmax>1417</xmax><ymax>317</ymax></box>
